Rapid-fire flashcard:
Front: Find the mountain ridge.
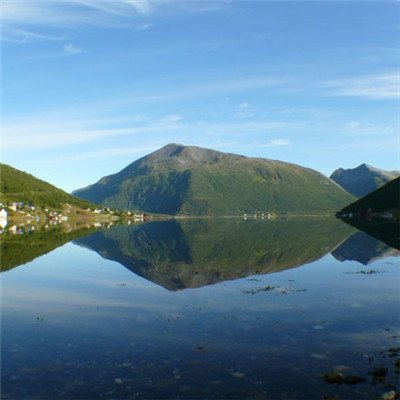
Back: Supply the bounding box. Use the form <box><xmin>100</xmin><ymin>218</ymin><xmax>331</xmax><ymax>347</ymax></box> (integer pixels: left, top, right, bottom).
<box><xmin>330</xmin><ymin>163</ymin><xmax>399</xmax><ymax>197</ymax></box>
<box><xmin>73</xmin><ymin>143</ymin><xmax>355</xmax><ymax>215</ymax></box>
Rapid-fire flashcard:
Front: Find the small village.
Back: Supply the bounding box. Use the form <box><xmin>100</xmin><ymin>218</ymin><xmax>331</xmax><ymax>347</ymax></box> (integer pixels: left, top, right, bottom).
<box><xmin>0</xmin><ymin>200</ymin><xmax>149</xmax><ymax>235</ymax></box>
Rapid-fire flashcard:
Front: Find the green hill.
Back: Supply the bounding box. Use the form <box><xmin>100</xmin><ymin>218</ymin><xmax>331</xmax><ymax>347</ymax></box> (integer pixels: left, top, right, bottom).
<box><xmin>73</xmin><ymin>144</ymin><xmax>355</xmax><ymax>215</ymax></box>
<box><xmin>0</xmin><ymin>163</ymin><xmax>96</xmax><ymax>210</ymax></box>
<box><xmin>338</xmin><ymin>177</ymin><xmax>400</xmax><ymax>216</ymax></box>
<box><xmin>337</xmin><ymin>178</ymin><xmax>400</xmax><ymax>249</ymax></box>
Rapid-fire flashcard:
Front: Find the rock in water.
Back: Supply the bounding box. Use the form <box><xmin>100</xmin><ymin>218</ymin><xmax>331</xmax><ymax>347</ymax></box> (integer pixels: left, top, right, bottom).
<box><xmin>323</xmin><ymin>369</ymin><xmax>344</xmax><ymax>384</ymax></box>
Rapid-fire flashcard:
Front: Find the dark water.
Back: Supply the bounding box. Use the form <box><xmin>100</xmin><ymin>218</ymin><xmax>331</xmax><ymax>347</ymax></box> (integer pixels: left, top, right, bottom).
<box><xmin>1</xmin><ymin>218</ymin><xmax>399</xmax><ymax>399</ymax></box>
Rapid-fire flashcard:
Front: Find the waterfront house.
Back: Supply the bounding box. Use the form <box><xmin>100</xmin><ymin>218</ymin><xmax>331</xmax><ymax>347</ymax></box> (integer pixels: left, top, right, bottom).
<box><xmin>0</xmin><ymin>208</ymin><xmax>8</xmax><ymax>219</ymax></box>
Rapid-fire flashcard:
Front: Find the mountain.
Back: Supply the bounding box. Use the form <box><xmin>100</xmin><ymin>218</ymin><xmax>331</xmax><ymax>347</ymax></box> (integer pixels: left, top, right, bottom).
<box><xmin>75</xmin><ymin>218</ymin><xmax>355</xmax><ymax>290</ymax></box>
<box><xmin>337</xmin><ymin>177</ymin><xmax>400</xmax><ymax>249</ymax></box>
<box><xmin>330</xmin><ymin>164</ymin><xmax>400</xmax><ymax>198</ymax></box>
<box><xmin>339</xmin><ymin>176</ymin><xmax>400</xmax><ymax>216</ymax></box>
<box><xmin>73</xmin><ymin>143</ymin><xmax>354</xmax><ymax>215</ymax></box>
<box><xmin>0</xmin><ymin>163</ymin><xmax>96</xmax><ymax>210</ymax></box>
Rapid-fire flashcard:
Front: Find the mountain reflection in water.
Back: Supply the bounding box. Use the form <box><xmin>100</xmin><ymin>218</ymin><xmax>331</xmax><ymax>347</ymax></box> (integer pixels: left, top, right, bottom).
<box><xmin>332</xmin><ymin>230</ymin><xmax>400</xmax><ymax>265</ymax></box>
<box><xmin>73</xmin><ymin>217</ymin><xmax>395</xmax><ymax>290</ymax></box>
<box><xmin>2</xmin><ymin>218</ymin><xmax>398</xmax><ymax>287</ymax></box>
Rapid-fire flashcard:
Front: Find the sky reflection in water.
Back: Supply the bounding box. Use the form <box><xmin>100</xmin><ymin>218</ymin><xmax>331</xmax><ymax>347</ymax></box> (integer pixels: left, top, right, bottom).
<box><xmin>1</xmin><ymin>219</ymin><xmax>399</xmax><ymax>399</ymax></box>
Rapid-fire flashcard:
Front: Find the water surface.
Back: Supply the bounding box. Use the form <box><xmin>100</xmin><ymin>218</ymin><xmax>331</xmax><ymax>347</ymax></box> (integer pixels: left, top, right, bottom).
<box><xmin>1</xmin><ymin>218</ymin><xmax>399</xmax><ymax>399</ymax></box>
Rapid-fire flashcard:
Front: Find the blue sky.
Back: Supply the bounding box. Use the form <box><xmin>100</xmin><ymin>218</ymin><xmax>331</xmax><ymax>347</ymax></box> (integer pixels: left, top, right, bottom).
<box><xmin>2</xmin><ymin>0</ymin><xmax>399</xmax><ymax>192</ymax></box>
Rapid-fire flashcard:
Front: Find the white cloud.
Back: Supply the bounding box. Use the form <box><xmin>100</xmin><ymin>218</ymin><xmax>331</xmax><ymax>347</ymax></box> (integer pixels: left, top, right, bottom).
<box><xmin>1</xmin><ymin>28</ymin><xmax>65</xmax><ymax>43</ymax></box>
<box><xmin>2</xmin><ymin>0</ymin><xmax>154</xmax><ymax>24</ymax></box>
<box><xmin>1</xmin><ymin>0</ymin><xmax>157</xmax><ymax>41</ymax></box>
<box><xmin>233</xmin><ymin>111</ymin><xmax>252</xmax><ymax>119</ymax></box>
<box><xmin>344</xmin><ymin>121</ymin><xmax>398</xmax><ymax>137</ymax></box>
<box><xmin>162</xmin><ymin>114</ymin><xmax>183</xmax><ymax>123</ymax></box>
<box><xmin>116</xmin><ymin>77</ymin><xmax>290</xmax><ymax>107</ymax></box>
<box><xmin>136</xmin><ymin>23</ymin><xmax>152</xmax><ymax>30</ymax></box>
<box><xmin>324</xmin><ymin>73</ymin><xmax>399</xmax><ymax>100</ymax></box>
<box><xmin>64</xmin><ymin>43</ymin><xmax>83</xmax><ymax>54</ymax></box>
<box><xmin>1</xmin><ymin>0</ymin><xmax>216</xmax><ymax>40</ymax></box>
<box><xmin>266</xmin><ymin>139</ymin><xmax>292</xmax><ymax>147</ymax></box>
<box><xmin>233</xmin><ymin>101</ymin><xmax>253</xmax><ymax>119</ymax></box>
<box><xmin>45</xmin><ymin>145</ymin><xmax>163</xmax><ymax>162</ymax></box>
<box><xmin>2</xmin><ymin>115</ymin><xmax>182</xmax><ymax>150</ymax></box>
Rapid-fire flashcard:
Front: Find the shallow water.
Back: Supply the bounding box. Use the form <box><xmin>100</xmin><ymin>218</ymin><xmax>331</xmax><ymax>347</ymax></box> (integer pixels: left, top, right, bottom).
<box><xmin>1</xmin><ymin>218</ymin><xmax>399</xmax><ymax>399</ymax></box>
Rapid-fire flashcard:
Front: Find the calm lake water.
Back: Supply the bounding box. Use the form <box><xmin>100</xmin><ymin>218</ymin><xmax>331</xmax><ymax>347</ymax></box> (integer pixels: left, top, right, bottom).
<box><xmin>1</xmin><ymin>218</ymin><xmax>399</xmax><ymax>399</ymax></box>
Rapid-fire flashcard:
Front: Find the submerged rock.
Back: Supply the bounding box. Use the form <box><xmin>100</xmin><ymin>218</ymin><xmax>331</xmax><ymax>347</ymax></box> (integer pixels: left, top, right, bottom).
<box><xmin>323</xmin><ymin>369</ymin><xmax>344</xmax><ymax>384</ymax></box>
<box><xmin>230</xmin><ymin>371</ymin><xmax>246</xmax><ymax>379</ymax></box>
<box><xmin>381</xmin><ymin>390</ymin><xmax>397</xmax><ymax>400</ymax></box>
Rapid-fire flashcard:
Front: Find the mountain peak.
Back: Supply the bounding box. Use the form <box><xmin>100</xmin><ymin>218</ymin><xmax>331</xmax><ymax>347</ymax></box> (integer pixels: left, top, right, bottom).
<box><xmin>146</xmin><ymin>143</ymin><xmax>185</xmax><ymax>162</ymax></box>
<box><xmin>145</xmin><ymin>143</ymin><xmax>228</xmax><ymax>166</ymax></box>
<box><xmin>330</xmin><ymin>164</ymin><xmax>400</xmax><ymax>197</ymax></box>
<box><xmin>73</xmin><ymin>144</ymin><xmax>354</xmax><ymax>215</ymax></box>
<box><xmin>357</xmin><ymin>163</ymin><xmax>374</xmax><ymax>171</ymax></box>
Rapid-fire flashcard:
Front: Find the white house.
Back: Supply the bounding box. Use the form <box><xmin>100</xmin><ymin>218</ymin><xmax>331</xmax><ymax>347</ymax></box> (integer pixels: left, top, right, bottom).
<box><xmin>0</xmin><ymin>208</ymin><xmax>7</xmax><ymax>230</ymax></box>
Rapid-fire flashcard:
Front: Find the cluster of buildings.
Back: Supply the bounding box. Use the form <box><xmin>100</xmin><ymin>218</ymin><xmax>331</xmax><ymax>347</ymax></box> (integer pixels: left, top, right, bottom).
<box><xmin>243</xmin><ymin>213</ymin><xmax>273</xmax><ymax>220</ymax></box>
<box><xmin>0</xmin><ymin>200</ymin><xmax>150</xmax><ymax>234</ymax></box>
<box><xmin>1</xmin><ymin>201</ymin><xmax>36</xmax><ymax>217</ymax></box>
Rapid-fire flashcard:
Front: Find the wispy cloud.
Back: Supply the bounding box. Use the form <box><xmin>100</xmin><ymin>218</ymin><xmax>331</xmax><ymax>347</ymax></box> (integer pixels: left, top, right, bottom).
<box><xmin>1</xmin><ymin>27</ymin><xmax>66</xmax><ymax>43</ymax></box>
<box><xmin>116</xmin><ymin>76</ymin><xmax>291</xmax><ymax>107</ymax></box>
<box><xmin>2</xmin><ymin>113</ymin><xmax>182</xmax><ymax>150</ymax></box>
<box><xmin>44</xmin><ymin>145</ymin><xmax>163</xmax><ymax>163</ymax></box>
<box><xmin>344</xmin><ymin>120</ymin><xmax>398</xmax><ymax>137</ymax></box>
<box><xmin>233</xmin><ymin>101</ymin><xmax>254</xmax><ymax>119</ymax></box>
<box><xmin>2</xmin><ymin>0</ymin><xmax>154</xmax><ymax>25</ymax></box>
<box><xmin>323</xmin><ymin>73</ymin><xmax>399</xmax><ymax>100</ymax></box>
<box><xmin>3</xmin><ymin>105</ymin><xmax>296</xmax><ymax>153</ymax></box>
<box><xmin>162</xmin><ymin>114</ymin><xmax>183</xmax><ymax>123</ymax></box>
<box><xmin>1</xmin><ymin>0</ymin><xmax>157</xmax><ymax>41</ymax></box>
<box><xmin>64</xmin><ymin>43</ymin><xmax>83</xmax><ymax>54</ymax></box>
<box><xmin>1</xmin><ymin>0</ymin><xmax>217</xmax><ymax>41</ymax></box>
<box><xmin>266</xmin><ymin>139</ymin><xmax>292</xmax><ymax>147</ymax></box>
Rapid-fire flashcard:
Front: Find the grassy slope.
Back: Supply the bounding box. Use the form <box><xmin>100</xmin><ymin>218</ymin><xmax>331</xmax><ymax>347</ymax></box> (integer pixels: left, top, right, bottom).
<box><xmin>0</xmin><ymin>163</ymin><xmax>97</xmax><ymax>210</ymax></box>
<box><xmin>77</xmin><ymin>153</ymin><xmax>355</xmax><ymax>215</ymax></box>
<box><xmin>183</xmin><ymin>158</ymin><xmax>354</xmax><ymax>215</ymax></box>
<box><xmin>339</xmin><ymin>177</ymin><xmax>400</xmax><ymax>215</ymax></box>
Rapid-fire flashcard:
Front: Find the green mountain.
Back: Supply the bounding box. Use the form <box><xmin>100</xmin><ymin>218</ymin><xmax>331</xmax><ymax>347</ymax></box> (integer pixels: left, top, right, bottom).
<box><xmin>75</xmin><ymin>218</ymin><xmax>355</xmax><ymax>290</ymax></box>
<box><xmin>339</xmin><ymin>176</ymin><xmax>400</xmax><ymax>216</ymax></box>
<box><xmin>0</xmin><ymin>163</ymin><xmax>96</xmax><ymax>210</ymax></box>
<box><xmin>330</xmin><ymin>164</ymin><xmax>400</xmax><ymax>198</ymax></box>
<box><xmin>73</xmin><ymin>144</ymin><xmax>354</xmax><ymax>215</ymax></box>
<box><xmin>337</xmin><ymin>178</ymin><xmax>400</xmax><ymax>249</ymax></box>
